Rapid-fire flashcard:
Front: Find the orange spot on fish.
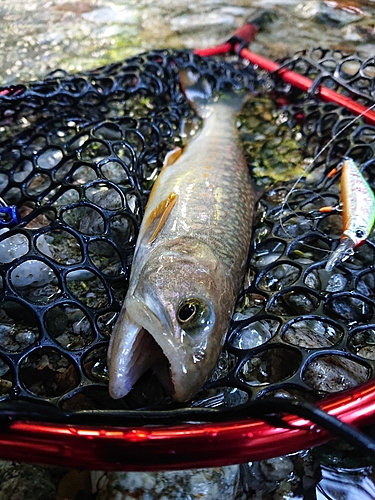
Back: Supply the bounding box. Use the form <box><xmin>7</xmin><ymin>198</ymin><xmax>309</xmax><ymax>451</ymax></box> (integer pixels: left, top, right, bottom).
<box><xmin>163</xmin><ymin>147</ymin><xmax>183</xmax><ymax>167</ymax></box>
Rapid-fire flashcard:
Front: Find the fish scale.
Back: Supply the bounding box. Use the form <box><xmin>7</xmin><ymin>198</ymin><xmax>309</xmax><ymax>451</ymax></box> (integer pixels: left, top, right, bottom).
<box><xmin>143</xmin><ymin>106</ymin><xmax>253</xmax><ymax>283</ymax></box>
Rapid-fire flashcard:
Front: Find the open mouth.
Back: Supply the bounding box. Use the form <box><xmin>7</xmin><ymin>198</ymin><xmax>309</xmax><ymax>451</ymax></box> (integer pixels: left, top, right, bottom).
<box><xmin>108</xmin><ymin>318</ymin><xmax>173</xmax><ymax>400</ymax></box>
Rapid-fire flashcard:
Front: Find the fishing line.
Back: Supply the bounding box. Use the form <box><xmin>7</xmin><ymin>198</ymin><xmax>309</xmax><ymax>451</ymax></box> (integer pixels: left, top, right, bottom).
<box><xmin>284</xmin><ymin>100</ymin><xmax>375</xmax><ymax>202</ymax></box>
<box><xmin>278</xmin><ymin>102</ymin><xmax>375</xmax><ymax>241</ymax></box>
<box><xmin>316</xmin><ymin>484</ymin><xmax>336</xmax><ymax>500</ymax></box>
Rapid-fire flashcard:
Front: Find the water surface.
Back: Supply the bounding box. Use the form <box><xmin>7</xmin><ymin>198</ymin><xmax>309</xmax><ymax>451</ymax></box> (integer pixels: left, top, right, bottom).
<box><xmin>1</xmin><ymin>0</ymin><xmax>373</xmax><ymax>85</ymax></box>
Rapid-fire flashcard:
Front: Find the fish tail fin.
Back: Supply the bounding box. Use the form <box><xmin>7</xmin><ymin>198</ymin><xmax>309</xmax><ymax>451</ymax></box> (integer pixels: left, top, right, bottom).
<box><xmin>180</xmin><ymin>69</ymin><xmax>248</xmax><ymax>119</ymax></box>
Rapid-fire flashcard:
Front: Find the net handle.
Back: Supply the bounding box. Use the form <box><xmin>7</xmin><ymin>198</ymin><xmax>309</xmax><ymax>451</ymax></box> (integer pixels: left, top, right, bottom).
<box><xmin>194</xmin><ymin>21</ymin><xmax>375</xmax><ymax>126</ymax></box>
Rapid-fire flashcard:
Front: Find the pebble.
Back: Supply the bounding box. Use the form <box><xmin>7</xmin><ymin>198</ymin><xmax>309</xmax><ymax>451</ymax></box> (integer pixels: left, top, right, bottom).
<box><xmin>0</xmin><ymin>461</ymin><xmax>58</xmax><ymax>500</ymax></box>
<box><xmin>0</xmin><ymin>229</ymin><xmax>29</xmax><ymax>264</ymax></box>
<box><xmin>92</xmin><ymin>465</ymin><xmax>240</xmax><ymax>500</ymax></box>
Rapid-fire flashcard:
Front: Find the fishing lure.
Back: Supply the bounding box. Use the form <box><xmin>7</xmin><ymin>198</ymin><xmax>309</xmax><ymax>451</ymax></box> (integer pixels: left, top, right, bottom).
<box><xmin>325</xmin><ymin>158</ymin><xmax>375</xmax><ymax>272</ymax></box>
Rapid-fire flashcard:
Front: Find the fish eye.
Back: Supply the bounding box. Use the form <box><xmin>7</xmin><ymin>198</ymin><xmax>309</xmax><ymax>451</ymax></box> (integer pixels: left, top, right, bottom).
<box><xmin>178</xmin><ymin>301</ymin><xmax>197</xmax><ymax>323</ymax></box>
<box><xmin>177</xmin><ymin>298</ymin><xmax>212</xmax><ymax>333</ymax></box>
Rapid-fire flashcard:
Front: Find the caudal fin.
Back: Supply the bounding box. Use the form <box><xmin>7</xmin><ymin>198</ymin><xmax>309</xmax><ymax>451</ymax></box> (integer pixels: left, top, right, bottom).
<box><xmin>180</xmin><ymin>69</ymin><xmax>248</xmax><ymax>119</ymax></box>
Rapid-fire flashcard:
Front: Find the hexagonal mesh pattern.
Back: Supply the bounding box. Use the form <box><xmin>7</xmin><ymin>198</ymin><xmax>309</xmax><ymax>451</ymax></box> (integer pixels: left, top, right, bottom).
<box><xmin>0</xmin><ymin>48</ymin><xmax>374</xmax><ymax>421</ymax></box>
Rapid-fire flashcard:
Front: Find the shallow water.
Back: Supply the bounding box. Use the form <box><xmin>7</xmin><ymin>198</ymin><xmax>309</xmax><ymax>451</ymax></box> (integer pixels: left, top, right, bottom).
<box><xmin>317</xmin><ymin>464</ymin><xmax>375</xmax><ymax>500</ymax></box>
<box><xmin>1</xmin><ymin>0</ymin><xmax>374</xmax><ymax>85</ymax></box>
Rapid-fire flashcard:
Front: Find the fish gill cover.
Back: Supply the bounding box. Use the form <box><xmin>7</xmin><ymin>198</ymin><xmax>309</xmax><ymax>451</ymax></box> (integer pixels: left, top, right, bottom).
<box><xmin>0</xmin><ymin>48</ymin><xmax>374</xmax><ymax>420</ymax></box>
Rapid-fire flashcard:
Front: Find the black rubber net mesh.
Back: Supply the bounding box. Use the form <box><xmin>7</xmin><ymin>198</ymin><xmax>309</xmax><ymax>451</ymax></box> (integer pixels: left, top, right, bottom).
<box><xmin>0</xmin><ymin>48</ymin><xmax>374</xmax><ymax>420</ymax></box>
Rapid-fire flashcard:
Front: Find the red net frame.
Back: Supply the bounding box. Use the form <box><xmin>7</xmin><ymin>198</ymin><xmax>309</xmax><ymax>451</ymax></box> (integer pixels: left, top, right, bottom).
<box><xmin>0</xmin><ymin>380</ymin><xmax>373</xmax><ymax>470</ymax></box>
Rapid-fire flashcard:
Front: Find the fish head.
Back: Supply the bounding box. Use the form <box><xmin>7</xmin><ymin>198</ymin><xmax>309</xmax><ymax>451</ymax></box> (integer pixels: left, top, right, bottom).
<box><xmin>109</xmin><ymin>237</ymin><xmax>233</xmax><ymax>402</ymax></box>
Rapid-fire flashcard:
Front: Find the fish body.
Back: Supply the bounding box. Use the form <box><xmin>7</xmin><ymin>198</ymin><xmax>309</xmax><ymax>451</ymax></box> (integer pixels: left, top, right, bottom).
<box><xmin>108</xmin><ymin>73</ymin><xmax>254</xmax><ymax>402</ymax></box>
<box><xmin>325</xmin><ymin>158</ymin><xmax>375</xmax><ymax>271</ymax></box>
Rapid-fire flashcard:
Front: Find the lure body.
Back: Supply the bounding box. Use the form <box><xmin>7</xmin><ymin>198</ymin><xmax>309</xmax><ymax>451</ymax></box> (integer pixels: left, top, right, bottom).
<box><xmin>108</xmin><ymin>72</ymin><xmax>254</xmax><ymax>402</ymax></box>
<box><xmin>325</xmin><ymin>158</ymin><xmax>375</xmax><ymax>271</ymax></box>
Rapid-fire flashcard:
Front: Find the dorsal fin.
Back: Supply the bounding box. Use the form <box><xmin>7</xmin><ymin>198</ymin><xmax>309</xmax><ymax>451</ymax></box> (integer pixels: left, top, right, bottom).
<box><xmin>142</xmin><ymin>192</ymin><xmax>178</xmax><ymax>245</ymax></box>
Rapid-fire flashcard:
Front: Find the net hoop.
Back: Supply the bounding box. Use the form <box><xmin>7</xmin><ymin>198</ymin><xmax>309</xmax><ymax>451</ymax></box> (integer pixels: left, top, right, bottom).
<box><xmin>0</xmin><ymin>378</ymin><xmax>374</xmax><ymax>470</ymax></box>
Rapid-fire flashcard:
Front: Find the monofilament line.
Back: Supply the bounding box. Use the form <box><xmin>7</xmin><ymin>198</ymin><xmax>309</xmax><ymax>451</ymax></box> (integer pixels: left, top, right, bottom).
<box><xmin>280</xmin><ymin>102</ymin><xmax>375</xmax><ymax>233</ymax></box>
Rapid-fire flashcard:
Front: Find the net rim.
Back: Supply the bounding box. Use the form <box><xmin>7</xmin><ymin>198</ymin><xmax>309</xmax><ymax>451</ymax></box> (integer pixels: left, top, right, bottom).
<box><xmin>0</xmin><ymin>378</ymin><xmax>372</xmax><ymax>470</ymax></box>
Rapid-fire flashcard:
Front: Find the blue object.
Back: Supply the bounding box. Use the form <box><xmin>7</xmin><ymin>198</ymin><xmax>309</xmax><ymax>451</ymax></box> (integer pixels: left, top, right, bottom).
<box><xmin>0</xmin><ymin>205</ymin><xmax>21</xmax><ymax>227</ymax></box>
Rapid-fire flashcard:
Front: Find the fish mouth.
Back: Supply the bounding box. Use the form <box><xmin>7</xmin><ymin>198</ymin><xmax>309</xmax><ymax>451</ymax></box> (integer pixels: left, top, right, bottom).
<box><xmin>108</xmin><ymin>300</ymin><xmax>207</xmax><ymax>402</ymax></box>
<box><xmin>108</xmin><ymin>305</ymin><xmax>175</xmax><ymax>401</ymax></box>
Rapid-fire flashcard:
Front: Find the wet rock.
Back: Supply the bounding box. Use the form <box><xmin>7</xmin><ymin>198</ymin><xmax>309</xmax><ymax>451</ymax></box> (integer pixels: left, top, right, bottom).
<box><xmin>327</xmin><ymin>294</ymin><xmax>373</xmax><ymax>323</ymax></box>
<box><xmin>259</xmin><ymin>456</ymin><xmax>294</xmax><ymax>481</ymax></box>
<box><xmin>241</xmin><ymin>347</ymin><xmax>301</xmax><ymax>386</ymax></box>
<box><xmin>326</xmin><ymin>272</ymin><xmax>348</xmax><ymax>292</ymax></box>
<box><xmin>82</xmin><ymin>6</ymin><xmax>139</xmax><ymax>25</ymax></box>
<box><xmin>239</xmin><ymin>454</ymin><xmax>312</xmax><ymax>499</ymax></box>
<box><xmin>92</xmin><ymin>465</ymin><xmax>240</xmax><ymax>500</ymax></box>
<box><xmin>274</xmin><ymin>216</ymin><xmax>313</xmax><ymax>239</ymax></box>
<box><xmin>0</xmin><ymin>461</ymin><xmax>58</xmax><ymax>500</ymax></box>
<box><xmin>0</xmin><ymin>323</ymin><xmax>38</xmax><ymax>353</ymax></box>
<box><xmin>283</xmin><ymin>318</ymin><xmax>342</xmax><ymax>348</ymax></box>
<box><xmin>296</xmin><ymin>0</ymin><xmax>364</xmax><ymax>27</ymax></box>
<box><xmin>258</xmin><ymin>263</ymin><xmax>300</xmax><ymax>291</ymax></box>
<box><xmin>269</xmin><ymin>288</ymin><xmax>319</xmax><ymax>316</ymax></box>
<box><xmin>233</xmin><ymin>293</ymin><xmax>267</xmax><ymax>321</ymax></box>
<box><xmin>171</xmin><ymin>11</ymin><xmax>237</xmax><ymax>34</ymax></box>
<box><xmin>304</xmin><ymin>268</ymin><xmax>321</xmax><ymax>290</ymax></box>
<box><xmin>253</xmin><ymin>239</ymin><xmax>286</xmax><ymax>268</ymax></box>
<box><xmin>349</xmin><ymin>328</ymin><xmax>375</xmax><ymax>360</ymax></box>
<box><xmin>231</xmin><ymin>319</ymin><xmax>278</xmax><ymax>350</ymax></box>
<box><xmin>303</xmin><ymin>355</ymin><xmax>369</xmax><ymax>392</ymax></box>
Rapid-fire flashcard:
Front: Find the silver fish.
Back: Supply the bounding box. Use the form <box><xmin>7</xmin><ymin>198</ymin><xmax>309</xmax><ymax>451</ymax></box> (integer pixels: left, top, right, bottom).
<box><xmin>108</xmin><ymin>71</ymin><xmax>255</xmax><ymax>402</ymax></box>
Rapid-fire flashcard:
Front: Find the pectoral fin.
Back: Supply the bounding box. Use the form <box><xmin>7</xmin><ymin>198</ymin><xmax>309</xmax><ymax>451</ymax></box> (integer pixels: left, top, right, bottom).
<box><xmin>163</xmin><ymin>146</ymin><xmax>183</xmax><ymax>167</ymax></box>
<box><xmin>142</xmin><ymin>192</ymin><xmax>178</xmax><ymax>245</ymax></box>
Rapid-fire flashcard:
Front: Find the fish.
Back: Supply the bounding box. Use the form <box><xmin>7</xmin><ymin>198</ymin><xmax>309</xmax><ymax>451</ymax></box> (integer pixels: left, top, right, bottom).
<box><xmin>325</xmin><ymin>157</ymin><xmax>375</xmax><ymax>272</ymax></box>
<box><xmin>108</xmin><ymin>70</ymin><xmax>255</xmax><ymax>402</ymax></box>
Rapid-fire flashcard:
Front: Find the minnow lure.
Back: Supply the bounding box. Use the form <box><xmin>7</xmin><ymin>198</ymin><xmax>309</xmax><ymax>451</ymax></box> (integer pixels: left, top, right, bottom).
<box><xmin>325</xmin><ymin>158</ymin><xmax>375</xmax><ymax>272</ymax></box>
